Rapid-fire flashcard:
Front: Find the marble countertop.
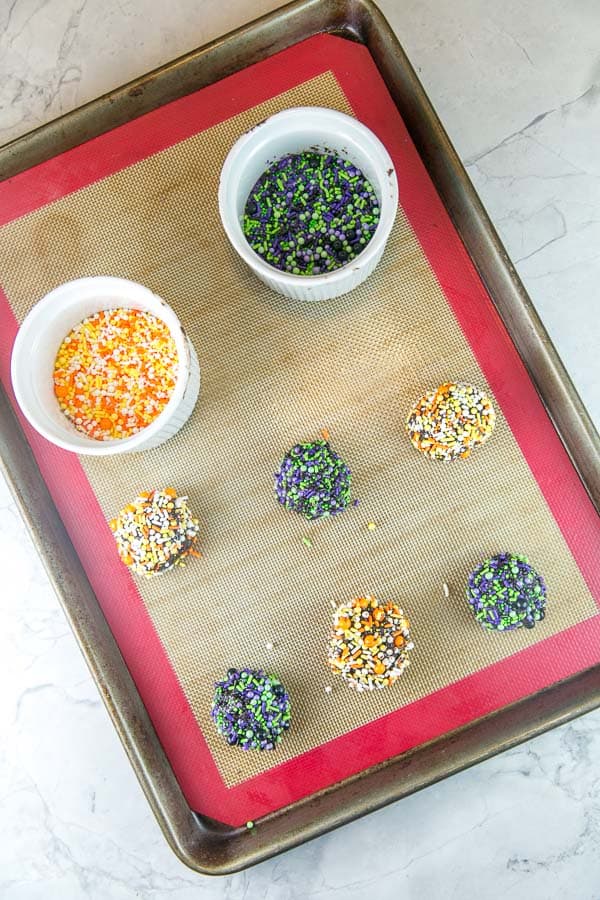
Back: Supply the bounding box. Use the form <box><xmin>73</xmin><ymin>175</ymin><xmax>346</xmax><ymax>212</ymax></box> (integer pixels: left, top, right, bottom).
<box><xmin>1</xmin><ymin>1</ymin><xmax>599</xmax><ymax>897</ymax></box>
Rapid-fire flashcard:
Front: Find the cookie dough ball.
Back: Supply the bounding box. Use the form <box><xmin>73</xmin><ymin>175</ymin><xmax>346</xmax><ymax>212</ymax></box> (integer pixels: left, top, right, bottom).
<box><xmin>467</xmin><ymin>552</ymin><xmax>547</xmax><ymax>631</ymax></box>
<box><xmin>406</xmin><ymin>381</ymin><xmax>495</xmax><ymax>461</ymax></box>
<box><xmin>275</xmin><ymin>439</ymin><xmax>351</xmax><ymax>520</ymax></box>
<box><xmin>328</xmin><ymin>595</ymin><xmax>414</xmax><ymax>690</ymax></box>
<box><xmin>211</xmin><ymin>668</ymin><xmax>291</xmax><ymax>750</ymax></box>
<box><xmin>109</xmin><ymin>488</ymin><xmax>200</xmax><ymax>577</ymax></box>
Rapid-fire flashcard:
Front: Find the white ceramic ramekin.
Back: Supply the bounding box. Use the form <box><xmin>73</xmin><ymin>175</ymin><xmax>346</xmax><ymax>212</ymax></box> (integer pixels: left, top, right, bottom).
<box><xmin>11</xmin><ymin>276</ymin><xmax>200</xmax><ymax>456</ymax></box>
<box><xmin>218</xmin><ymin>107</ymin><xmax>398</xmax><ymax>302</ymax></box>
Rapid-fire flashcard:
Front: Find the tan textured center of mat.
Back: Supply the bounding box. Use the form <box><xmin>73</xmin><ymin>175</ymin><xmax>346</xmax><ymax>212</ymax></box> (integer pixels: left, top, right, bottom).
<box><xmin>0</xmin><ymin>73</ymin><xmax>596</xmax><ymax>787</ymax></box>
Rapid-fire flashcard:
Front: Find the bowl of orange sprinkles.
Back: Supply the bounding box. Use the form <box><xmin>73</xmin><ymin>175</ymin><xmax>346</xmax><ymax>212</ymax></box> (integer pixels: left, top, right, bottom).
<box><xmin>11</xmin><ymin>277</ymin><xmax>200</xmax><ymax>455</ymax></box>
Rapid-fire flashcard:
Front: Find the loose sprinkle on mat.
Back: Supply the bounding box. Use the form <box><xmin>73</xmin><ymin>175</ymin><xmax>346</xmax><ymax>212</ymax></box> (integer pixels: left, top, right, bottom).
<box><xmin>406</xmin><ymin>381</ymin><xmax>495</xmax><ymax>461</ymax></box>
<box><xmin>467</xmin><ymin>552</ymin><xmax>547</xmax><ymax>631</ymax></box>
<box><xmin>53</xmin><ymin>307</ymin><xmax>178</xmax><ymax>441</ymax></box>
<box><xmin>243</xmin><ymin>152</ymin><xmax>381</xmax><ymax>275</ymax></box>
<box><xmin>367</xmin><ymin>521</ymin><xmax>377</xmax><ymax>531</ymax></box>
<box><xmin>109</xmin><ymin>488</ymin><xmax>200</xmax><ymax>577</ymax></box>
<box><xmin>328</xmin><ymin>595</ymin><xmax>414</xmax><ymax>690</ymax></box>
<box><xmin>302</xmin><ymin>536</ymin><xmax>313</xmax><ymax>548</ymax></box>
<box><xmin>443</xmin><ymin>583</ymin><xmax>450</xmax><ymax>598</ymax></box>
<box><xmin>211</xmin><ymin>668</ymin><xmax>291</xmax><ymax>750</ymax></box>
<box><xmin>275</xmin><ymin>439</ymin><xmax>351</xmax><ymax>520</ymax></box>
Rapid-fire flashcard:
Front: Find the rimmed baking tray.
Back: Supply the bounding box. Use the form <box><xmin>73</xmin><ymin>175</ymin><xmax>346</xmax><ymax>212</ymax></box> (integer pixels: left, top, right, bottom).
<box><xmin>0</xmin><ymin>0</ymin><xmax>598</xmax><ymax>874</ymax></box>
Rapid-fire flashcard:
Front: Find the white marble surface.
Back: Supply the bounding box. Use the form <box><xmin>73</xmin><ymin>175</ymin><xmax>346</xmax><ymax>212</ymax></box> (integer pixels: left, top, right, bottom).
<box><xmin>1</xmin><ymin>1</ymin><xmax>599</xmax><ymax>897</ymax></box>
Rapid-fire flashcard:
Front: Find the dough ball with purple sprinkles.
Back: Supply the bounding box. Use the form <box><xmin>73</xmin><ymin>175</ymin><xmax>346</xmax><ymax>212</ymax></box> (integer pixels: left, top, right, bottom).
<box><xmin>275</xmin><ymin>439</ymin><xmax>352</xmax><ymax>520</ymax></box>
<box><xmin>211</xmin><ymin>668</ymin><xmax>291</xmax><ymax>750</ymax></box>
<box><xmin>466</xmin><ymin>552</ymin><xmax>547</xmax><ymax>631</ymax></box>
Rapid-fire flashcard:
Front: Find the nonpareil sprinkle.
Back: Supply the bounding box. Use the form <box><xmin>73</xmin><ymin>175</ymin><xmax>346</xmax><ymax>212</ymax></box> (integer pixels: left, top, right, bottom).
<box><xmin>53</xmin><ymin>307</ymin><xmax>178</xmax><ymax>441</ymax></box>
<box><xmin>243</xmin><ymin>151</ymin><xmax>381</xmax><ymax>275</ymax></box>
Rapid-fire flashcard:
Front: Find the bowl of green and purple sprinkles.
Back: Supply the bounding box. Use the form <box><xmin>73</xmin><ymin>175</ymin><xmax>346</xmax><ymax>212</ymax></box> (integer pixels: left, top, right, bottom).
<box><xmin>218</xmin><ymin>107</ymin><xmax>398</xmax><ymax>301</ymax></box>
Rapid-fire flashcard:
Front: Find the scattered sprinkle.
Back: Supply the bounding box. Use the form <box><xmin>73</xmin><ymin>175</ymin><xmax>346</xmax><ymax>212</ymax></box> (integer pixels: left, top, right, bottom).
<box><xmin>328</xmin><ymin>595</ymin><xmax>414</xmax><ymax>690</ymax></box>
<box><xmin>324</xmin><ymin>685</ymin><xmax>332</xmax><ymax>694</ymax></box>
<box><xmin>109</xmin><ymin>488</ymin><xmax>200</xmax><ymax>577</ymax></box>
<box><xmin>275</xmin><ymin>439</ymin><xmax>351</xmax><ymax>520</ymax></box>
<box><xmin>320</xmin><ymin>427</ymin><xmax>330</xmax><ymax>441</ymax></box>
<box><xmin>302</xmin><ymin>536</ymin><xmax>313</xmax><ymax>548</ymax></box>
<box><xmin>443</xmin><ymin>583</ymin><xmax>450</xmax><ymax>598</ymax></box>
<box><xmin>211</xmin><ymin>668</ymin><xmax>291</xmax><ymax>750</ymax></box>
<box><xmin>367</xmin><ymin>521</ymin><xmax>377</xmax><ymax>531</ymax></box>
<box><xmin>406</xmin><ymin>382</ymin><xmax>495</xmax><ymax>461</ymax></box>
<box><xmin>265</xmin><ymin>642</ymin><xmax>274</xmax><ymax>650</ymax></box>
<box><xmin>53</xmin><ymin>308</ymin><xmax>178</xmax><ymax>441</ymax></box>
<box><xmin>467</xmin><ymin>552</ymin><xmax>547</xmax><ymax>631</ymax></box>
<box><xmin>243</xmin><ymin>152</ymin><xmax>381</xmax><ymax>275</ymax></box>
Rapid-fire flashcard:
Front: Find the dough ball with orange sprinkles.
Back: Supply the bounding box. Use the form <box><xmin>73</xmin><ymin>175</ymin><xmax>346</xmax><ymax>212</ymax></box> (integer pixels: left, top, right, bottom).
<box><xmin>109</xmin><ymin>488</ymin><xmax>200</xmax><ymax>577</ymax></box>
<box><xmin>53</xmin><ymin>307</ymin><xmax>178</xmax><ymax>441</ymax></box>
<box><xmin>406</xmin><ymin>381</ymin><xmax>495</xmax><ymax>462</ymax></box>
<box><xmin>328</xmin><ymin>595</ymin><xmax>414</xmax><ymax>690</ymax></box>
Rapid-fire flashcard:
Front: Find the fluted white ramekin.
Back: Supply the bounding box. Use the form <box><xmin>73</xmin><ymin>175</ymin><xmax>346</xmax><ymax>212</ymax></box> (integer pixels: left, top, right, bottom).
<box><xmin>218</xmin><ymin>107</ymin><xmax>398</xmax><ymax>302</ymax></box>
<box><xmin>11</xmin><ymin>276</ymin><xmax>200</xmax><ymax>456</ymax></box>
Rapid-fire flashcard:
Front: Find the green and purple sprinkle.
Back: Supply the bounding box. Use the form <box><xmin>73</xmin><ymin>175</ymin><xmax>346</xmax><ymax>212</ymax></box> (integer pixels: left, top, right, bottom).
<box><xmin>211</xmin><ymin>668</ymin><xmax>291</xmax><ymax>751</ymax></box>
<box><xmin>467</xmin><ymin>552</ymin><xmax>547</xmax><ymax>631</ymax></box>
<box><xmin>275</xmin><ymin>439</ymin><xmax>352</xmax><ymax>520</ymax></box>
<box><xmin>243</xmin><ymin>151</ymin><xmax>380</xmax><ymax>274</ymax></box>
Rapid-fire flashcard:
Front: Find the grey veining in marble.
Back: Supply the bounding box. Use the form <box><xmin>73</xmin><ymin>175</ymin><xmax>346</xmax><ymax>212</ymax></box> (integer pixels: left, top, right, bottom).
<box><xmin>1</xmin><ymin>1</ymin><xmax>599</xmax><ymax>897</ymax></box>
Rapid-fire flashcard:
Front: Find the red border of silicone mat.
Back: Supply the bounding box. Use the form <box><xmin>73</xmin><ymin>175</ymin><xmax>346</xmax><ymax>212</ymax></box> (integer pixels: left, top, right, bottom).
<box><xmin>1</xmin><ymin>34</ymin><xmax>598</xmax><ymax>827</ymax></box>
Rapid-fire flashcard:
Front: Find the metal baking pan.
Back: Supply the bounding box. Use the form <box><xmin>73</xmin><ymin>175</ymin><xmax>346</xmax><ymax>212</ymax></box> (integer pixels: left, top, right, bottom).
<box><xmin>0</xmin><ymin>0</ymin><xmax>598</xmax><ymax>874</ymax></box>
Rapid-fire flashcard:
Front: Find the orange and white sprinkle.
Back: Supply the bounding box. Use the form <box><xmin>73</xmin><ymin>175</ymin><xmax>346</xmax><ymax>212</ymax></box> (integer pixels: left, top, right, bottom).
<box><xmin>53</xmin><ymin>307</ymin><xmax>178</xmax><ymax>441</ymax></box>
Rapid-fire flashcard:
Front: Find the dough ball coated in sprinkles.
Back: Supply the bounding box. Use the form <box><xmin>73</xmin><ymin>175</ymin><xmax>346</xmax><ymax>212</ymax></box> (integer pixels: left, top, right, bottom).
<box><xmin>467</xmin><ymin>552</ymin><xmax>547</xmax><ymax>631</ymax></box>
<box><xmin>109</xmin><ymin>488</ymin><xmax>200</xmax><ymax>577</ymax></box>
<box><xmin>328</xmin><ymin>595</ymin><xmax>414</xmax><ymax>690</ymax></box>
<box><xmin>275</xmin><ymin>439</ymin><xmax>351</xmax><ymax>520</ymax></box>
<box><xmin>211</xmin><ymin>668</ymin><xmax>291</xmax><ymax>750</ymax></box>
<box><xmin>406</xmin><ymin>382</ymin><xmax>495</xmax><ymax>461</ymax></box>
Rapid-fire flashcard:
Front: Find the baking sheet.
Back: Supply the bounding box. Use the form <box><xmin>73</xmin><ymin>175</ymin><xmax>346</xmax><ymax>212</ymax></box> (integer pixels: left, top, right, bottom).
<box><xmin>0</xmin><ymin>29</ymin><xmax>598</xmax><ymax>835</ymax></box>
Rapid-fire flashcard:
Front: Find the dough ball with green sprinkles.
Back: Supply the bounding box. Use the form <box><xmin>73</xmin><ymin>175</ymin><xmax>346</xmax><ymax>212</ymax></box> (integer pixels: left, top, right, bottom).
<box><xmin>467</xmin><ymin>552</ymin><xmax>547</xmax><ymax>631</ymax></box>
<box><xmin>275</xmin><ymin>439</ymin><xmax>352</xmax><ymax>520</ymax></box>
<box><xmin>243</xmin><ymin>151</ymin><xmax>380</xmax><ymax>275</ymax></box>
<box><xmin>406</xmin><ymin>381</ymin><xmax>496</xmax><ymax>461</ymax></box>
<box><xmin>211</xmin><ymin>668</ymin><xmax>291</xmax><ymax>750</ymax></box>
<box><xmin>109</xmin><ymin>488</ymin><xmax>201</xmax><ymax>577</ymax></box>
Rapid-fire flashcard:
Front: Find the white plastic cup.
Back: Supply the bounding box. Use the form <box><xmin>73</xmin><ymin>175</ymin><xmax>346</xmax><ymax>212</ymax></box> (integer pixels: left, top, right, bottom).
<box><xmin>218</xmin><ymin>107</ymin><xmax>399</xmax><ymax>302</ymax></box>
<box><xmin>11</xmin><ymin>276</ymin><xmax>200</xmax><ymax>456</ymax></box>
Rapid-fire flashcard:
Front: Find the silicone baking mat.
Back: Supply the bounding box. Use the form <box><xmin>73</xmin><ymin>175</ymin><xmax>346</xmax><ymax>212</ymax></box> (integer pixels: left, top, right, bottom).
<box><xmin>0</xmin><ymin>34</ymin><xmax>598</xmax><ymax>827</ymax></box>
